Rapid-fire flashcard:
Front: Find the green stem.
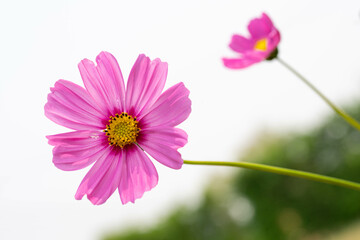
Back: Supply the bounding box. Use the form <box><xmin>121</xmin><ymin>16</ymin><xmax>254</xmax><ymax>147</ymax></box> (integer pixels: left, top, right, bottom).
<box><xmin>276</xmin><ymin>57</ymin><xmax>360</xmax><ymax>132</ymax></box>
<box><xmin>183</xmin><ymin>160</ymin><xmax>360</xmax><ymax>191</ymax></box>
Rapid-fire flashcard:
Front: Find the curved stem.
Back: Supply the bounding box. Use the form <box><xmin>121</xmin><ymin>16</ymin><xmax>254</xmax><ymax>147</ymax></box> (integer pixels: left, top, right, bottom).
<box><xmin>276</xmin><ymin>57</ymin><xmax>360</xmax><ymax>132</ymax></box>
<box><xmin>183</xmin><ymin>160</ymin><xmax>360</xmax><ymax>191</ymax></box>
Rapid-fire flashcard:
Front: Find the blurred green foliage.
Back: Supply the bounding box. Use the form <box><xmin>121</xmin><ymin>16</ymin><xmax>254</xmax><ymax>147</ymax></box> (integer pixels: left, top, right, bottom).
<box><xmin>105</xmin><ymin>105</ymin><xmax>360</xmax><ymax>240</ymax></box>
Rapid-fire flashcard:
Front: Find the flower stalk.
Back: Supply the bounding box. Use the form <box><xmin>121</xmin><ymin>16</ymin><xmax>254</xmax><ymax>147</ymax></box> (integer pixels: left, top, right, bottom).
<box><xmin>184</xmin><ymin>160</ymin><xmax>360</xmax><ymax>191</ymax></box>
<box><xmin>276</xmin><ymin>57</ymin><xmax>360</xmax><ymax>132</ymax></box>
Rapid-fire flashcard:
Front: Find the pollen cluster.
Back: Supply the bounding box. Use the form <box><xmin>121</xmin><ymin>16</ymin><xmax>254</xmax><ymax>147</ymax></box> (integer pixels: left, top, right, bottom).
<box><xmin>254</xmin><ymin>38</ymin><xmax>267</xmax><ymax>51</ymax></box>
<box><xmin>104</xmin><ymin>112</ymin><xmax>140</xmax><ymax>148</ymax></box>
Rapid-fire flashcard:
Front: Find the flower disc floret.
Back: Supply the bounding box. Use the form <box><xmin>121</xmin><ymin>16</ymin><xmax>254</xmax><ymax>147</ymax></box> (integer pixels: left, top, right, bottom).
<box><xmin>105</xmin><ymin>113</ymin><xmax>140</xmax><ymax>148</ymax></box>
<box><xmin>254</xmin><ymin>38</ymin><xmax>267</xmax><ymax>51</ymax></box>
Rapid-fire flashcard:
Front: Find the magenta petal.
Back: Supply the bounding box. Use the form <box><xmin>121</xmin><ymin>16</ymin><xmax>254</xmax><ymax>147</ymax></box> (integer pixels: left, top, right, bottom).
<box><xmin>52</xmin><ymin>80</ymin><xmax>105</xmax><ymax>119</ymax></box>
<box><xmin>118</xmin><ymin>146</ymin><xmax>158</xmax><ymax>204</ymax></box>
<box><xmin>45</xmin><ymin>109</ymin><xmax>99</xmax><ymax>130</ymax></box>
<box><xmin>261</xmin><ymin>13</ymin><xmax>274</xmax><ymax>29</ymax></box>
<box><xmin>54</xmin><ymin>146</ymin><xmax>107</xmax><ymax>171</ymax></box>
<box><xmin>229</xmin><ymin>35</ymin><xmax>254</xmax><ymax>53</ymax></box>
<box><xmin>47</xmin><ymin>130</ymin><xmax>107</xmax><ymax>171</ymax></box>
<box><xmin>267</xmin><ymin>30</ymin><xmax>281</xmax><ymax>52</ymax></box>
<box><xmin>45</xmin><ymin>80</ymin><xmax>105</xmax><ymax>130</ymax></box>
<box><xmin>47</xmin><ymin>130</ymin><xmax>104</xmax><ymax>146</ymax></box>
<box><xmin>139</xmin><ymin>82</ymin><xmax>191</xmax><ymax>128</ymax></box>
<box><xmin>96</xmin><ymin>52</ymin><xmax>126</xmax><ymax>114</ymax></box>
<box><xmin>78</xmin><ymin>52</ymin><xmax>126</xmax><ymax>116</ymax></box>
<box><xmin>78</xmin><ymin>59</ymin><xmax>109</xmax><ymax>114</ymax></box>
<box><xmin>75</xmin><ymin>148</ymin><xmax>120</xmax><ymax>205</ymax></box>
<box><xmin>125</xmin><ymin>54</ymin><xmax>167</xmax><ymax>117</ymax></box>
<box><xmin>138</xmin><ymin>127</ymin><xmax>187</xmax><ymax>169</ymax></box>
<box><xmin>86</xmin><ymin>151</ymin><xmax>123</xmax><ymax>205</ymax></box>
<box><xmin>222</xmin><ymin>57</ymin><xmax>261</xmax><ymax>69</ymax></box>
<box><xmin>140</xmin><ymin>127</ymin><xmax>188</xmax><ymax>148</ymax></box>
<box><xmin>247</xmin><ymin>13</ymin><xmax>273</xmax><ymax>39</ymax></box>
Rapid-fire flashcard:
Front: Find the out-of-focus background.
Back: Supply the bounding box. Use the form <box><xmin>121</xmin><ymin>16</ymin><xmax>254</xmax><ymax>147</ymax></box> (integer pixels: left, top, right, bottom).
<box><xmin>1</xmin><ymin>0</ymin><xmax>360</xmax><ymax>239</ymax></box>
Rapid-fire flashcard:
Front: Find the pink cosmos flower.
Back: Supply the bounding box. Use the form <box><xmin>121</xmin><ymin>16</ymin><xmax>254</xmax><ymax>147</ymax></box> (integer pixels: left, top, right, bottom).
<box><xmin>222</xmin><ymin>13</ymin><xmax>281</xmax><ymax>69</ymax></box>
<box><xmin>45</xmin><ymin>52</ymin><xmax>191</xmax><ymax>205</ymax></box>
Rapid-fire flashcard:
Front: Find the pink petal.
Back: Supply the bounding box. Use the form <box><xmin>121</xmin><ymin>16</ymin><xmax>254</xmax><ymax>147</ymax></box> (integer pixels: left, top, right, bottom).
<box><xmin>125</xmin><ymin>54</ymin><xmax>167</xmax><ymax>117</ymax></box>
<box><xmin>96</xmin><ymin>52</ymin><xmax>126</xmax><ymax>114</ymax></box>
<box><xmin>78</xmin><ymin>52</ymin><xmax>126</xmax><ymax>116</ymax></box>
<box><xmin>261</xmin><ymin>13</ymin><xmax>274</xmax><ymax>28</ymax></box>
<box><xmin>54</xmin><ymin>146</ymin><xmax>107</xmax><ymax>171</ymax></box>
<box><xmin>138</xmin><ymin>127</ymin><xmax>187</xmax><ymax>169</ymax></box>
<box><xmin>54</xmin><ymin>80</ymin><xmax>105</xmax><ymax>119</ymax></box>
<box><xmin>222</xmin><ymin>57</ymin><xmax>260</xmax><ymax>69</ymax></box>
<box><xmin>118</xmin><ymin>146</ymin><xmax>158</xmax><ymax>204</ymax></box>
<box><xmin>75</xmin><ymin>148</ymin><xmax>121</xmax><ymax>205</ymax></box>
<box><xmin>86</xmin><ymin>150</ymin><xmax>123</xmax><ymax>205</ymax></box>
<box><xmin>247</xmin><ymin>13</ymin><xmax>274</xmax><ymax>39</ymax></box>
<box><xmin>139</xmin><ymin>82</ymin><xmax>191</xmax><ymax>128</ymax></box>
<box><xmin>229</xmin><ymin>35</ymin><xmax>254</xmax><ymax>53</ymax></box>
<box><xmin>47</xmin><ymin>130</ymin><xmax>104</xmax><ymax>146</ymax></box>
<box><xmin>44</xmin><ymin>110</ymin><xmax>98</xmax><ymax>131</ymax></box>
<box><xmin>45</xmin><ymin>80</ymin><xmax>105</xmax><ymax>130</ymax></box>
<box><xmin>267</xmin><ymin>30</ymin><xmax>281</xmax><ymax>52</ymax></box>
<box><xmin>47</xmin><ymin>130</ymin><xmax>108</xmax><ymax>171</ymax></box>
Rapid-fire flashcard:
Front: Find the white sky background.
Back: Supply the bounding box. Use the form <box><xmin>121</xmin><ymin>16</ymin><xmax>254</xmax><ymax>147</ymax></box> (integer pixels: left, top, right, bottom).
<box><xmin>1</xmin><ymin>0</ymin><xmax>360</xmax><ymax>239</ymax></box>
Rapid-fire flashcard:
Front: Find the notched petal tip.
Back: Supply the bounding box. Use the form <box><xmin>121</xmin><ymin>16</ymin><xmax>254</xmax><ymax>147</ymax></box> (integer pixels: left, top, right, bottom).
<box><xmin>170</xmin><ymin>160</ymin><xmax>184</xmax><ymax>170</ymax></box>
<box><xmin>78</xmin><ymin>58</ymin><xmax>94</xmax><ymax>70</ymax></box>
<box><xmin>75</xmin><ymin>194</ymin><xmax>83</xmax><ymax>201</ymax></box>
<box><xmin>136</xmin><ymin>53</ymin><xmax>149</xmax><ymax>63</ymax></box>
<box><xmin>97</xmin><ymin>51</ymin><xmax>113</xmax><ymax>58</ymax></box>
<box><xmin>261</xmin><ymin>12</ymin><xmax>273</xmax><ymax>25</ymax></box>
<box><xmin>96</xmin><ymin>51</ymin><xmax>120</xmax><ymax>68</ymax></box>
<box><xmin>46</xmin><ymin>135</ymin><xmax>55</xmax><ymax>145</ymax></box>
<box><xmin>175</xmin><ymin>82</ymin><xmax>190</xmax><ymax>97</ymax></box>
<box><xmin>87</xmin><ymin>196</ymin><xmax>106</xmax><ymax>205</ymax></box>
<box><xmin>261</xmin><ymin>12</ymin><xmax>269</xmax><ymax>18</ymax></box>
<box><xmin>135</xmin><ymin>53</ymin><xmax>167</xmax><ymax>68</ymax></box>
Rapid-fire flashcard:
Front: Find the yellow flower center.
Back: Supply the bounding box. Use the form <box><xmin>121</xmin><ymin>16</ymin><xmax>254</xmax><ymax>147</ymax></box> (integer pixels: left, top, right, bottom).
<box><xmin>104</xmin><ymin>112</ymin><xmax>140</xmax><ymax>148</ymax></box>
<box><xmin>254</xmin><ymin>38</ymin><xmax>267</xmax><ymax>51</ymax></box>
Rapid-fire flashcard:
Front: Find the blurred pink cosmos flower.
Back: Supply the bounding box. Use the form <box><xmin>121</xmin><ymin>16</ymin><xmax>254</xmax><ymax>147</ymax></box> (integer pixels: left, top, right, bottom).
<box><xmin>222</xmin><ymin>13</ymin><xmax>280</xmax><ymax>69</ymax></box>
<box><xmin>45</xmin><ymin>52</ymin><xmax>191</xmax><ymax>205</ymax></box>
